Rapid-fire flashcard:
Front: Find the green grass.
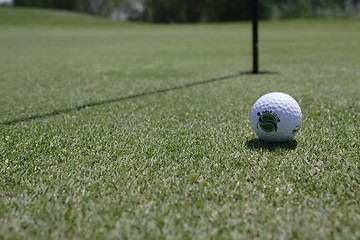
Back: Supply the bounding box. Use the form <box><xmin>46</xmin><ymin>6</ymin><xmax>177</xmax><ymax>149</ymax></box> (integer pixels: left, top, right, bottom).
<box><xmin>1</xmin><ymin>7</ymin><xmax>359</xmax><ymax>240</ymax></box>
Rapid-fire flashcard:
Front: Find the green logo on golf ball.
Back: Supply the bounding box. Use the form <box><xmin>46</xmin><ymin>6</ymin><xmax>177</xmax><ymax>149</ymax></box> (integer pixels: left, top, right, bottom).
<box><xmin>257</xmin><ymin>112</ymin><xmax>279</xmax><ymax>132</ymax></box>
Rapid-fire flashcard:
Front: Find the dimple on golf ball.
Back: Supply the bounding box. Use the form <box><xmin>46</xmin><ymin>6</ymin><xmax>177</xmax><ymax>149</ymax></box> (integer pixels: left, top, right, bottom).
<box><xmin>250</xmin><ymin>92</ymin><xmax>302</xmax><ymax>142</ymax></box>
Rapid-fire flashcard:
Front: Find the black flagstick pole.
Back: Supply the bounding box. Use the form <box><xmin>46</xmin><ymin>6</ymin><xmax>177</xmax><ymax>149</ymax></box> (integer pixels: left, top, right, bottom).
<box><xmin>252</xmin><ymin>0</ymin><xmax>259</xmax><ymax>74</ymax></box>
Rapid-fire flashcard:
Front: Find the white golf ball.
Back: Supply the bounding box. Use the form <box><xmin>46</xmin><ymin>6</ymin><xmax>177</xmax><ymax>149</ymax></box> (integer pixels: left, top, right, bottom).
<box><xmin>250</xmin><ymin>92</ymin><xmax>302</xmax><ymax>142</ymax></box>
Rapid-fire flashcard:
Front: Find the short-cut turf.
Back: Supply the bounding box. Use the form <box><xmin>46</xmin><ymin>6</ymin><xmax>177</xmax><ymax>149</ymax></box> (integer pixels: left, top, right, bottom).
<box><xmin>0</xmin><ymin>7</ymin><xmax>359</xmax><ymax>240</ymax></box>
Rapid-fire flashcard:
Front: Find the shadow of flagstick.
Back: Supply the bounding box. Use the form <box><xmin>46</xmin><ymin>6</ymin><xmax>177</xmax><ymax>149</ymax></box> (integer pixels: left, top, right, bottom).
<box><xmin>2</xmin><ymin>73</ymin><xmax>243</xmax><ymax>126</ymax></box>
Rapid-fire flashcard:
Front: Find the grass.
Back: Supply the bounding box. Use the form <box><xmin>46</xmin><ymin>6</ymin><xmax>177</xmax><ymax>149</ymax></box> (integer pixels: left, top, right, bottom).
<box><xmin>0</xmin><ymin>7</ymin><xmax>359</xmax><ymax>240</ymax></box>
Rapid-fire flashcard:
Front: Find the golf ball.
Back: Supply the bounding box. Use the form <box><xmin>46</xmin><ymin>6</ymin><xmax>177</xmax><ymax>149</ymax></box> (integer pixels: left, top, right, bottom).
<box><xmin>250</xmin><ymin>92</ymin><xmax>302</xmax><ymax>142</ymax></box>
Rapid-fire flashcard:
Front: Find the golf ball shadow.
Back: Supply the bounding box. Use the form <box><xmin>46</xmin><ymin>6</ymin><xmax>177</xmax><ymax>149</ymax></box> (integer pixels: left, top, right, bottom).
<box><xmin>245</xmin><ymin>138</ymin><xmax>298</xmax><ymax>151</ymax></box>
